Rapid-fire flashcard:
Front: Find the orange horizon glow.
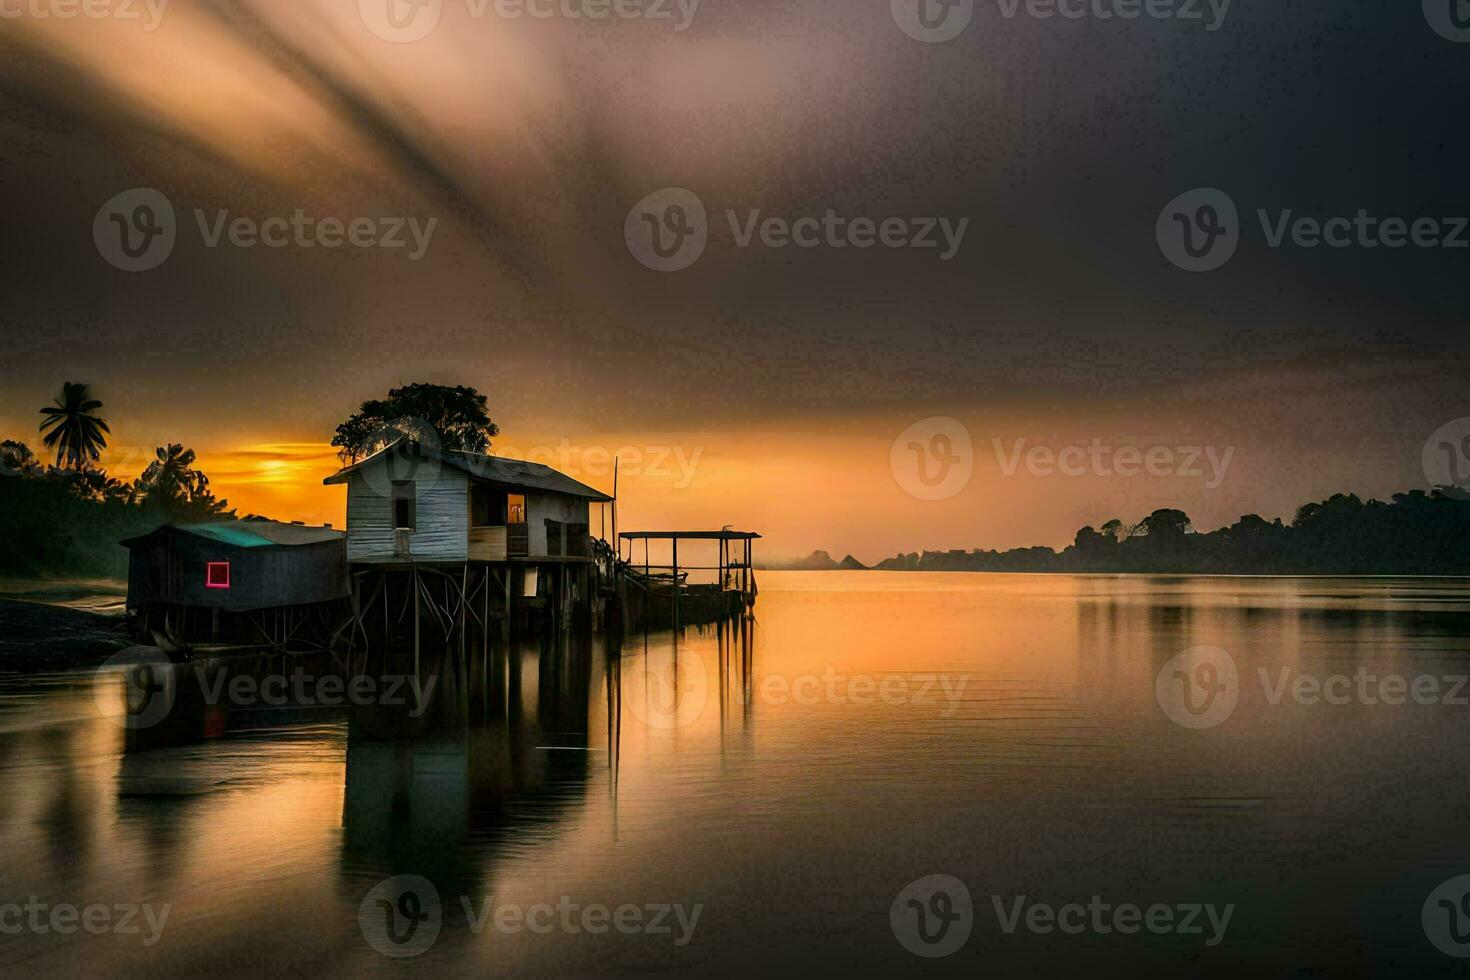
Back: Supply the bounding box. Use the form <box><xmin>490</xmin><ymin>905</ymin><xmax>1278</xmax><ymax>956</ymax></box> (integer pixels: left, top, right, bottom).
<box><xmin>0</xmin><ymin>386</ymin><xmax>1439</xmax><ymax>566</ymax></box>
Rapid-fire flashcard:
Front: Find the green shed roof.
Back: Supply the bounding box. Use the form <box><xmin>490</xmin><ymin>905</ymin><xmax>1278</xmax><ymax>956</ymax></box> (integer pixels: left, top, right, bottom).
<box><xmin>120</xmin><ymin>520</ymin><xmax>343</xmax><ymax>550</ymax></box>
<box><xmin>183</xmin><ymin>524</ymin><xmax>276</xmax><ymax>547</ymax></box>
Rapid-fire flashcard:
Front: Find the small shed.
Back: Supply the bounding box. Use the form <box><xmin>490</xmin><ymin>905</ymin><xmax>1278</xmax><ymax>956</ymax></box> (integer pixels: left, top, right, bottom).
<box><xmin>122</xmin><ymin>520</ymin><xmax>349</xmax><ymax>614</ymax></box>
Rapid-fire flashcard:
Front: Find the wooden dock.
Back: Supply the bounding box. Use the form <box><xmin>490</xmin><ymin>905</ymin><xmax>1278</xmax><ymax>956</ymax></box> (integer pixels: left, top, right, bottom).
<box><xmin>615</xmin><ymin>530</ymin><xmax>759</xmax><ymax>631</ymax></box>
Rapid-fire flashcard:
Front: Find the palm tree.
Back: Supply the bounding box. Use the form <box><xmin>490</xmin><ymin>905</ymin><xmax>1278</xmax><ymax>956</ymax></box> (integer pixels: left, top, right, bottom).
<box><xmin>38</xmin><ymin>382</ymin><xmax>110</xmax><ymax>470</ymax></box>
<box><xmin>139</xmin><ymin>443</ymin><xmax>198</xmax><ymax>500</ymax></box>
<box><xmin>135</xmin><ymin>443</ymin><xmax>231</xmax><ymax>517</ymax></box>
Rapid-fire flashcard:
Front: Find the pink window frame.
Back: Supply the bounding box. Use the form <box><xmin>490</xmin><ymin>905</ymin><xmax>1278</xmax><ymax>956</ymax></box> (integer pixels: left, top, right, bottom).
<box><xmin>206</xmin><ymin>561</ymin><xmax>231</xmax><ymax>590</ymax></box>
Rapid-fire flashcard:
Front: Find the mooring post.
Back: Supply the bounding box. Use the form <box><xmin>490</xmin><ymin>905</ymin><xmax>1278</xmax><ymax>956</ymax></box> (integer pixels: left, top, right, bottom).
<box><xmin>413</xmin><ymin>567</ymin><xmax>420</xmax><ymax>682</ymax></box>
<box><xmin>482</xmin><ymin>570</ymin><xmax>490</xmax><ymax>720</ymax></box>
<box><xmin>672</xmin><ymin>538</ymin><xmax>680</xmax><ymax>631</ymax></box>
<box><xmin>502</xmin><ymin>567</ymin><xmax>512</xmax><ymax>645</ymax></box>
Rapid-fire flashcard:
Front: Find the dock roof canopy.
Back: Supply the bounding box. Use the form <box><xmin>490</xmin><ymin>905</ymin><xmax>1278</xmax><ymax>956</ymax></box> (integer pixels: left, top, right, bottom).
<box><xmin>122</xmin><ymin>520</ymin><xmax>343</xmax><ymax>549</ymax></box>
<box><xmin>619</xmin><ymin>530</ymin><xmax>762</xmax><ymax>540</ymax></box>
<box><xmin>322</xmin><ymin>439</ymin><xmax>613</xmax><ymax>501</ymax></box>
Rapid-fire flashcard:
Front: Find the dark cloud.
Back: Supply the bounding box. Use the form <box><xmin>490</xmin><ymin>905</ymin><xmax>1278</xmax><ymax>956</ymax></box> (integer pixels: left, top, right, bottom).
<box><xmin>1</xmin><ymin>0</ymin><xmax>1466</xmax><ymax>489</ymax></box>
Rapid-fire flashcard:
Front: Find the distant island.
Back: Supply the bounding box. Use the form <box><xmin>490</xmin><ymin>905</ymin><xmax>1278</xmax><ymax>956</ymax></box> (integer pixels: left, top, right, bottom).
<box><xmin>770</xmin><ymin>489</ymin><xmax>1470</xmax><ymax>576</ymax></box>
<box><xmin>762</xmin><ymin>550</ymin><xmax>869</xmax><ymax>571</ymax></box>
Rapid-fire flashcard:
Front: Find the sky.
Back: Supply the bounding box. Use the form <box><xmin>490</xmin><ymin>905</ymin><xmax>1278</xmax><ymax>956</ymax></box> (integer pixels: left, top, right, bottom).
<box><xmin>2</xmin><ymin>0</ymin><xmax>1467</xmax><ymax>563</ymax></box>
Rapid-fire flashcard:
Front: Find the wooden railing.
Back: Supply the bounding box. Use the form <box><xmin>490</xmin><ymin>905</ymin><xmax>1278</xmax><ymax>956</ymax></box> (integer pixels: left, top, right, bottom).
<box><xmin>468</xmin><ymin>525</ymin><xmax>507</xmax><ymax>561</ymax></box>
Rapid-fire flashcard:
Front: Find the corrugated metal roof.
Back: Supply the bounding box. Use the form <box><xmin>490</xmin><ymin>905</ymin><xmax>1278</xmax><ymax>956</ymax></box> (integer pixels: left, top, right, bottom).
<box><xmin>323</xmin><ymin>439</ymin><xmax>613</xmax><ymax>501</ymax></box>
<box><xmin>619</xmin><ymin>530</ymin><xmax>762</xmax><ymax>540</ymax></box>
<box><xmin>440</xmin><ymin>451</ymin><xmax>612</xmax><ymax>500</ymax></box>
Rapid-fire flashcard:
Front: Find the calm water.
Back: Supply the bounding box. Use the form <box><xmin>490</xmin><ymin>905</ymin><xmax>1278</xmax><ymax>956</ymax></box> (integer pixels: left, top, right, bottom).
<box><xmin>4</xmin><ymin>572</ymin><xmax>1470</xmax><ymax>975</ymax></box>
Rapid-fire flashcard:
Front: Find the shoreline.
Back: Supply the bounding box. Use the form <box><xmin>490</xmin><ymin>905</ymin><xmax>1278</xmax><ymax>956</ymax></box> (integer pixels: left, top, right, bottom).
<box><xmin>0</xmin><ymin>595</ymin><xmax>128</xmax><ymax>673</ymax></box>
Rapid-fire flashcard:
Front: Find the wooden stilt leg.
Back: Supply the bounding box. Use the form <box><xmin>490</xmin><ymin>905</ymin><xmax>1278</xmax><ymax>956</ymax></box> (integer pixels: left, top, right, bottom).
<box><xmin>503</xmin><ymin>567</ymin><xmax>512</xmax><ymax>645</ymax></box>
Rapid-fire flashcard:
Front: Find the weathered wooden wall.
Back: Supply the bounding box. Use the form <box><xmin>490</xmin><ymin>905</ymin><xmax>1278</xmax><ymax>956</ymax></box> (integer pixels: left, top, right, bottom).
<box><xmin>343</xmin><ymin>466</ymin><xmax>596</xmax><ymax>564</ymax></box>
<box><xmin>527</xmin><ymin>492</ymin><xmax>588</xmax><ymax>556</ymax></box>
<box><xmin>346</xmin><ymin>468</ymin><xmax>469</xmax><ymax>562</ymax></box>
<box><xmin>126</xmin><ymin>534</ymin><xmax>348</xmax><ymax>612</ymax></box>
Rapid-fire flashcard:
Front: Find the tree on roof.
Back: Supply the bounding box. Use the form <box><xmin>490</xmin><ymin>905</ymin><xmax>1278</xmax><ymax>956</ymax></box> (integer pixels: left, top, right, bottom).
<box><xmin>331</xmin><ymin>383</ymin><xmax>499</xmax><ymax>463</ymax></box>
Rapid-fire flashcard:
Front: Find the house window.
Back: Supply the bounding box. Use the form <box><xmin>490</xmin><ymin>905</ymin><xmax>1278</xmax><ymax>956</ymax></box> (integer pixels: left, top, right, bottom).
<box><xmin>206</xmin><ymin>561</ymin><xmax>231</xmax><ymax>589</ymax></box>
<box><xmin>507</xmin><ymin>493</ymin><xmax>526</xmax><ymax>524</ymax></box>
<box><xmin>392</xmin><ymin>481</ymin><xmax>416</xmax><ymax>531</ymax></box>
<box><xmin>470</xmin><ymin>485</ymin><xmax>505</xmax><ymax>527</ymax></box>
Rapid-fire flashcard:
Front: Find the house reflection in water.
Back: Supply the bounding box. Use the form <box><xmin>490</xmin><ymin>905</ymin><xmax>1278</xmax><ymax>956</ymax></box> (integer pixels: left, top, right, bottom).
<box><xmin>339</xmin><ymin>628</ymin><xmax>607</xmax><ymax>902</ymax></box>
<box><xmin>95</xmin><ymin>603</ymin><xmax>753</xmax><ymax>963</ymax></box>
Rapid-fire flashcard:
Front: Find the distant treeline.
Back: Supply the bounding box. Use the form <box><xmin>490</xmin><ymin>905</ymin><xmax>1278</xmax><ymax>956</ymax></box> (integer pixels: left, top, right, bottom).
<box><xmin>0</xmin><ymin>440</ymin><xmax>233</xmax><ymax>578</ymax></box>
<box><xmin>873</xmin><ymin>490</ymin><xmax>1470</xmax><ymax>575</ymax></box>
